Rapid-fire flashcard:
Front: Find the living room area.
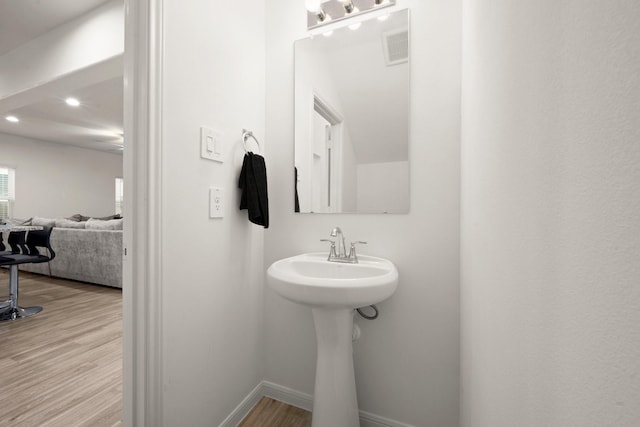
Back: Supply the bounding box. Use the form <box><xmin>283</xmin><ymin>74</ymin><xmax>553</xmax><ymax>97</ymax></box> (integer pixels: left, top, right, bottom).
<box><xmin>0</xmin><ymin>1</ymin><xmax>125</xmax><ymax>424</ymax></box>
<box><xmin>0</xmin><ymin>145</ymin><xmax>124</xmax><ymax>424</ymax></box>
<box><xmin>0</xmin><ymin>136</ymin><xmax>124</xmax><ymax>289</ymax></box>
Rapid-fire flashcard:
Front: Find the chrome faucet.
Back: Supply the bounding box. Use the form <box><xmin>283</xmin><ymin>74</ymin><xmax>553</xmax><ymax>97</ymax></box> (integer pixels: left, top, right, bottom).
<box><xmin>330</xmin><ymin>227</ymin><xmax>347</xmax><ymax>258</ymax></box>
<box><xmin>321</xmin><ymin>227</ymin><xmax>366</xmax><ymax>263</ymax></box>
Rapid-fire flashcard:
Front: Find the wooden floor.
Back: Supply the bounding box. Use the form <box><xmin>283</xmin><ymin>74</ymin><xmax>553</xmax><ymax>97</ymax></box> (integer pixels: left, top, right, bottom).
<box><xmin>0</xmin><ymin>270</ymin><xmax>308</xmax><ymax>426</ymax></box>
<box><xmin>239</xmin><ymin>397</ymin><xmax>312</xmax><ymax>427</ymax></box>
<box><xmin>0</xmin><ymin>269</ymin><xmax>122</xmax><ymax>427</ymax></box>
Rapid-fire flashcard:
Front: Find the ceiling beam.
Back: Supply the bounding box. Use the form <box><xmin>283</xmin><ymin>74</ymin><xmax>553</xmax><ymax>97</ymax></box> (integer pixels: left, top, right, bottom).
<box><xmin>0</xmin><ymin>54</ymin><xmax>123</xmax><ymax>116</ymax></box>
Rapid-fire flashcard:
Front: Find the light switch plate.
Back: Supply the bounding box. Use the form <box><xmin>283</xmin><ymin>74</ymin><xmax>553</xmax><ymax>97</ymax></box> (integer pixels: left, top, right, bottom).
<box><xmin>200</xmin><ymin>126</ymin><xmax>223</xmax><ymax>162</ymax></box>
<box><xmin>209</xmin><ymin>187</ymin><xmax>224</xmax><ymax>218</ymax></box>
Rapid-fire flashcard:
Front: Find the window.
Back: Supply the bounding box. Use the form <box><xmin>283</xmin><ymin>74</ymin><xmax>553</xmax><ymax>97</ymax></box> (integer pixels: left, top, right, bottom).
<box><xmin>115</xmin><ymin>177</ymin><xmax>124</xmax><ymax>216</ymax></box>
<box><xmin>0</xmin><ymin>167</ymin><xmax>15</xmax><ymax>221</ymax></box>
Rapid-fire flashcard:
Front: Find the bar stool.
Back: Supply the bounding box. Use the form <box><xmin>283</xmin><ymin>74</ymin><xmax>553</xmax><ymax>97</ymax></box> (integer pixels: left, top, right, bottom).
<box><xmin>0</xmin><ymin>230</ymin><xmax>27</xmax><ymax>255</ymax></box>
<box><xmin>0</xmin><ymin>226</ymin><xmax>55</xmax><ymax>321</ymax></box>
<box><xmin>0</xmin><ymin>231</ymin><xmax>26</xmax><ymax>311</ymax></box>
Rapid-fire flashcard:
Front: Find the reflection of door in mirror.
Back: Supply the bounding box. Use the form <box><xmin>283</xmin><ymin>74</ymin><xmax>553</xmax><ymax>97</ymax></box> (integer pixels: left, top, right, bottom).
<box><xmin>311</xmin><ymin>98</ymin><xmax>343</xmax><ymax>213</ymax></box>
<box><xmin>311</xmin><ymin>112</ymin><xmax>330</xmax><ymax>212</ymax></box>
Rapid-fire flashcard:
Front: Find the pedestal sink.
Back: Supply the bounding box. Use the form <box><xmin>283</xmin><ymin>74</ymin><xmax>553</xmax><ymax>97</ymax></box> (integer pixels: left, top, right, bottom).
<box><xmin>267</xmin><ymin>252</ymin><xmax>398</xmax><ymax>427</ymax></box>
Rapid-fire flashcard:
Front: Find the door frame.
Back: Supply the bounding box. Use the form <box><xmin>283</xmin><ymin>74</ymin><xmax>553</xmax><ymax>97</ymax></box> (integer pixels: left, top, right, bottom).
<box><xmin>313</xmin><ymin>94</ymin><xmax>344</xmax><ymax>212</ymax></box>
<box><xmin>122</xmin><ymin>0</ymin><xmax>164</xmax><ymax>425</ymax></box>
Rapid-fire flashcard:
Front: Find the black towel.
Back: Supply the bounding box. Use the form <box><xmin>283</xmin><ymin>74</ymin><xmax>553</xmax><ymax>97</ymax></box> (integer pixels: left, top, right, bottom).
<box><xmin>239</xmin><ymin>152</ymin><xmax>269</xmax><ymax>228</ymax></box>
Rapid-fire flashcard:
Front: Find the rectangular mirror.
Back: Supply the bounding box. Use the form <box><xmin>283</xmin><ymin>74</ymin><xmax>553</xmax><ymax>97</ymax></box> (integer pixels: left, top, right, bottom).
<box><xmin>294</xmin><ymin>9</ymin><xmax>410</xmax><ymax>214</ymax></box>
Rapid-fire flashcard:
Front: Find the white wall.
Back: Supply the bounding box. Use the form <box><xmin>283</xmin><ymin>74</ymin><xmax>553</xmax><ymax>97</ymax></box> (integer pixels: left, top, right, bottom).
<box><xmin>357</xmin><ymin>161</ymin><xmax>409</xmax><ymax>213</ymax></box>
<box><xmin>0</xmin><ymin>132</ymin><xmax>122</xmax><ymax>218</ymax></box>
<box><xmin>158</xmin><ymin>0</ymin><xmax>266</xmax><ymax>425</ymax></box>
<box><xmin>461</xmin><ymin>1</ymin><xmax>640</xmax><ymax>426</ymax></box>
<box><xmin>265</xmin><ymin>0</ymin><xmax>461</xmax><ymax>425</ymax></box>
<box><xmin>0</xmin><ymin>0</ymin><xmax>123</xmax><ymax>99</ymax></box>
<box><xmin>341</xmin><ymin>129</ymin><xmax>358</xmax><ymax>212</ymax></box>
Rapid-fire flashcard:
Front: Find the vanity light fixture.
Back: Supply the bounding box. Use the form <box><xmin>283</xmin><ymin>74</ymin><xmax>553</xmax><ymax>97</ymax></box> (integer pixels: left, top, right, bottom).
<box><xmin>306</xmin><ymin>0</ymin><xmax>328</xmax><ymax>24</ymax></box>
<box><xmin>5</xmin><ymin>115</ymin><xmax>19</xmax><ymax>123</ymax></box>
<box><xmin>338</xmin><ymin>0</ymin><xmax>356</xmax><ymax>14</ymax></box>
<box><xmin>65</xmin><ymin>97</ymin><xmax>81</xmax><ymax>107</ymax></box>
<box><xmin>306</xmin><ymin>0</ymin><xmax>395</xmax><ymax>30</ymax></box>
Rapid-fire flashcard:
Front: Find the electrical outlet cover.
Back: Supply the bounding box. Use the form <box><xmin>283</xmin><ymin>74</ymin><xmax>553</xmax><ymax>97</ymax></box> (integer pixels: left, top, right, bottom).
<box><xmin>209</xmin><ymin>187</ymin><xmax>224</xmax><ymax>218</ymax></box>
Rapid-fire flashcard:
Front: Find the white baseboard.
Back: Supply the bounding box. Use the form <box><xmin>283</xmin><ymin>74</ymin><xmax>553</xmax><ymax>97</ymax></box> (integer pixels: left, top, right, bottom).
<box><xmin>261</xmin><ymin>381</ymin><xmax>313</xmax><ymax>412</ymax></box>
<box><xmin>359</xmin><ymin>410</ymin><xmax>416</xmax><ymax>427</ymax></box>
<box><xmin>218</xmin><ymin>382</ymin><xmax>264</xmax><ymax>427</ymax></box>
<box><xmin>221</xmin><ymin>380</ymin><xmax>415</xmax><ymax>427</ymax></box>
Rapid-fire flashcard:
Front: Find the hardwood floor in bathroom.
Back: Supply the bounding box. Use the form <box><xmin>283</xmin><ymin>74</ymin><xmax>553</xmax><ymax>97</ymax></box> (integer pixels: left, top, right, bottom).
<box><xmin>239</xmin><ymin>397</ymin><xmax>312</xmax><ymax>427</ymax></box>
<box><xmin>0</xmin><ymin>269</ymin><xmax>122</xmax><ymax>427</ymax></box>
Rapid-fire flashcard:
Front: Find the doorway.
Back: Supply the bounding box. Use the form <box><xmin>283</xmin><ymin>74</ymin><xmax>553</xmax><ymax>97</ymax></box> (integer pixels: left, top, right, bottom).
<box><xmin>311</xmin><ymin>94</ymin><xmax>343</xmax><ymax>213</ymax></box>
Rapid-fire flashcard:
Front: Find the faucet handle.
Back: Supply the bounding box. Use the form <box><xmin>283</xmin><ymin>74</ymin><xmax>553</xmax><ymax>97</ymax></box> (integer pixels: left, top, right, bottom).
<box><xmin>348</xmin><ymin>241</ymin><xmax>367</xmax><ymax>263</ymax></box>
<box><xmin>320</xmin><ymin>239</ymin><xmax>337</xmax><ymax>260</ymax></box>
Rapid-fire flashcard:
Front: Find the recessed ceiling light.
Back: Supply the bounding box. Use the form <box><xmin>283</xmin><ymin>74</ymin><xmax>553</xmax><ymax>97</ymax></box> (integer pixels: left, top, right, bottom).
<box><xmin>65</xmin><ymin>97</ymin><xmax>81</xmax><ymax>107</ymax></box>
<box><xmin>5</xmin><ymin>115</ymin><xmax>19</xmax><ymax>123</ymax></box>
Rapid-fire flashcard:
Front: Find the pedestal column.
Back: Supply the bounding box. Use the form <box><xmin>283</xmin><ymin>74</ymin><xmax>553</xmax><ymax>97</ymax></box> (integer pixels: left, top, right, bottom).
<box><xmin>311</xmin><ymin>307</ymin><xmax>359</xmax><ymax>427</ymax></box>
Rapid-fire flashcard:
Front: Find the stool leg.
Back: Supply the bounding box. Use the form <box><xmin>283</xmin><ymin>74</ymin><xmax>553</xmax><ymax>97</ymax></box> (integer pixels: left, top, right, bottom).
<box><xmin>9</xmin><ymin>265</ymin><xmax>18</xmax><ymax>310</ymax></box>
<box><xmin>0</xmin><ymin>266</ymin><xmax>11</xmax><ymax>310</ymax></box>
<box><xmin>0</xmin><ymin>265</ymin><xmax>43</xmax><ymax>321</ymax></box>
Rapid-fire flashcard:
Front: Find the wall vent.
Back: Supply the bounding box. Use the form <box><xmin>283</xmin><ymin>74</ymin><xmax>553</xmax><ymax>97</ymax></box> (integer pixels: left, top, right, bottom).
<box><xmin>382</xmin><ymin>28</ymin><xmax>409</xmax><ymax>66</ymax></box>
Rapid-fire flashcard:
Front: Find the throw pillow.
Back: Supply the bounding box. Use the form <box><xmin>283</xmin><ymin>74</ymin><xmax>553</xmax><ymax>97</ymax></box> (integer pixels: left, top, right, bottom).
<box><xmin>65</xmin><ymin>214</ymin><xmax>90</xmax><ymax>222</ymax></box>
<box><xmin>68</xmin><ymin>214</ymin><xmax>122</xmax><ymax>221</ymax></box>
<box><xmin>55</xmin><ymin>218</ymin><xmax>87</xmax><ymax>229</ymax></box>
<box><xmin>95</xmin><ymin>214</ymin><xmax>122</xmax><ymax>220</ymax></box>
<box><xmin>31</xmin><ymin>216</ymin><xmax>56</xmax><ymax>227</ymax></box>
<box><xmin>85</xmin><ymin>218</ymin><xmax>123</xmax><ymax>230</ymax></box>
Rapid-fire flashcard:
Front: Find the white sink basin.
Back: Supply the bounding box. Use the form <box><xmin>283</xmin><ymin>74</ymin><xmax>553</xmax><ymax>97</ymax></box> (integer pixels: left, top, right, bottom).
<box><xmin>267</xmin><ymin>252</ymin><xmax>398</xmax><ymax>308</ymax></box>
<box><xmin>267</xmin><ymin>252</ymin><xmax>399</xmax><ymax>427</ymax></box>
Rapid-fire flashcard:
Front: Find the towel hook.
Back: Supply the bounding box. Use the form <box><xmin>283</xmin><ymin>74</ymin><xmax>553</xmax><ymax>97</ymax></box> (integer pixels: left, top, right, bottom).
<box><xmin>242</xmin><ymin>129</ymin><xmax>261</xmax><ymax>154</ymax></box>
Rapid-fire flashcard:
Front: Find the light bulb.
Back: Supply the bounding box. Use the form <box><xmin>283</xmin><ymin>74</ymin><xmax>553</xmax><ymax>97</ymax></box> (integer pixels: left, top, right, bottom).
<box><xmin>5</xmin><ymin>115</ymin><xmax>19</xmax><ymax>123</ymax></box>
<box><xmin>306</xmin><ymin>0</ymin><xmax>322</xmax><ymax>13</ymax></box>
<box><xmin>306</xmin><ymin>0</ymin><xmax>328</xmax><ymax>22</ymax></box>
<box><xmin>65</xmin><ymin>97</ymin><xmax>80</xmax><ymax>107</ymax></box>
<box><xmin>339</xmin><ymin>0</ymin><xmax>356</xmax><ymax>14</ymax></box>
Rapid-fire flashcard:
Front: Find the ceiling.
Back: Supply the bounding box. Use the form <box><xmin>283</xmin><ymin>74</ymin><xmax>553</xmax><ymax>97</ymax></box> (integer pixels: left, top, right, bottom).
<box><xmin>0</xmin><ymin>0</ymin><xmax>111</xmax><ymax>56</ymax></box>
<box><xmin>0</xmin><ymin>76</ymin><xmax>124</xmax><ymax>152</ymax></box>
<box><xmin>0</xmin><ymin>0</ymin><xmax>123</xmax><ymax>154</ymax></box>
